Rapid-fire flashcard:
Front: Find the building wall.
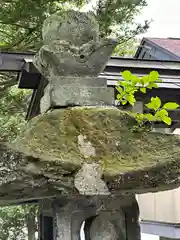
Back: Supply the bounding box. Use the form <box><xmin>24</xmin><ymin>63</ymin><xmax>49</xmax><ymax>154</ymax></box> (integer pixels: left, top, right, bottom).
<box><xmin>137</xmin><ymin>187</ymin><xmax>180</xmax><ymax>223</ymax></box>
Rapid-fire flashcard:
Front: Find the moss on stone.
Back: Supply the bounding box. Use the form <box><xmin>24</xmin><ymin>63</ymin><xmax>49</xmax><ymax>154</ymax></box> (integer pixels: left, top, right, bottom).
<box><xmin>11</xmin><ymin>107</ymin><xmax>180</xmax><ymax>178</ymax></box>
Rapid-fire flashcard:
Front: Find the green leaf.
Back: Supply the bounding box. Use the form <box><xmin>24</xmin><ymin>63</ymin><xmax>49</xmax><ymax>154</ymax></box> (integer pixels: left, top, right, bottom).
<box><xmin>145</xmin><ymin>102</ymin><xmax>154</xmax><ymax>109</ymax></box>
<box><xmin>131</xmin><ymin>75</ymin><xmax>140</xmax><ymax>84</ymax></box>
<box><xmin>126</xmin><ymin>94</ymin><xmax>136</xmax><ymax>106</ymax></box>
<box><xmin>119</xmin><ymin>81</ymin><xmax>127</xmax><ymax>87</ymax></box>
<box><xmin>140</xmin><ymin>87</ymin><xmax>146</xmax><ymax>93</ymax></box>
<box><xmin>155</xmin><ymin>109</ymin><xmax>172</xmax><ymax>125</ymax></box>
<box><xmin>124</xmin><ymin>85</ymin><xmax>132</xmax><ymax>91</ymax></box>
<box><xmin>149</xmin><ymin>71</ymin><xmax>159</xmax><ymax>81</ymax></box>
<box><xmin>147</xmin><ymin>83</ymin><xmax>159</xmax><ymax>89</ymax></box>
<box><xmin>155</xmin><ymin>109</ymin><xmax>168</xmax><ymax>118</ymax></box>
<box><xmin>117</xmin><ymin>81</ymin><xmax>122</xmax><ymax>85</ymax></box>
<box><xmin>121</xmin><ymin>100</ymin><xmax>128</xmax><ymax>105</ymax></box>
<box><xmin>145</xmin><ymin>113</ymin><xmax>156</xmax><ymax>121</ymax></box>
<box><xmin>117</xmin><ymin>94</ymin><xmax>122</xmax><ymax>100</ymax></box>
<box><xmin>141</xmin><ymin>76</ymin><xmax>149</xmax><ymax>84</ymax></box>
<box><xmin>121</xmin><ymin>70</ymin><xmax>132</xmax><ymax>81</ymax></box>
<box><xmin>145</xmin><ymin>97</ymin><xmax>161</xmax><ymax>110</ymax></box>
<box><xmin>135</xmin><ymin>113</ymin><xmax>143</xmax><ymax>120</ymax></box>
<box><xmin>163</xmin><ymin>102</ymin><xmax>179</xmax><ymax>110</ymax></box>
<box><xmin>116</xmin><ymin>86</ymin><xmax>123</xmax><ymax>93</ymax></box>
<box><xmin>161</xmin><ymin>116</ymin><xmax>172</xmax><ymax>126</ymax></box>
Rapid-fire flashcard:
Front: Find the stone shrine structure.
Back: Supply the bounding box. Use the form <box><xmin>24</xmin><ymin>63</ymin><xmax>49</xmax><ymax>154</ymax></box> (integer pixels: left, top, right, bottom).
<box><xmin>1</xmin><ymin>9</ymin><xmax>180</xmax><ymax>240</ymax></box>
<box><xmin>33</xmin><ymin>10</ymin><xmax>136</xmax><ymax>239</ymax></box>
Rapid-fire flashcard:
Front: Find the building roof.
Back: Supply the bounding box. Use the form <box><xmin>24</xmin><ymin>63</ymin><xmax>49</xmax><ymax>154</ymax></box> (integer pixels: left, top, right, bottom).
<box><xmin>144</xmin><ymin>37</ymin><xmax>180</xmax><ymax>58</ymax></box>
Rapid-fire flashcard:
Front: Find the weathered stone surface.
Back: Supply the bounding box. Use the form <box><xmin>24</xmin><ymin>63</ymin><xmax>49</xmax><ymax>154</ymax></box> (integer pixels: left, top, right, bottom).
<box><xmin>0</xmin><ymin>143</ymin><xmax>76</xmax><ymax>205</ymax></box>
<box><xmin>1</xmin><ymin>108</ymin><xmax>180</xmax><ymax>202</ymax></box>
<box><xmin>40</xmin><ymin>77</ymin><xmax>111</xmax><ymax>113</ymax></box>
<box><xmin>49</xmin><ymin>76</ymin><xmax>107</xmax><ymax>87</ymax></box>
<box><xmin>40</xmin><ymin>84</ymin><xmax>114</xmax><ymax>112</ymax></box>
<box><xmin>89</xmin><ymin>216</ymin><xmax>119</xmax><ymax>240</ymax></box>
<box><xmin>74</xmin><ymin>163</ymin><xmax>110</xmax><ymax>195</ymax></box>
<box><xmin>6</xmin><ymin>106</ymin><xmax>180</xmax><ymax>198</ymax></box>
<box><xmin>42</xmin><ymin>10</ymin><xmax>99</xmax><ymax>46</ymax></box>
<box><xmin>40</xmin><ymin>77</ymin><xmax>114</xmax><ymax>113</ymax></box>
<box><xmin>33</xmin><ymin>10</ymin><xmax>118</xmax><ymax>77</ymax></box>
<box><xmin>78</xmin><ymin>135</ymin><xmax>96</xmax><ymax>158</ymax></box>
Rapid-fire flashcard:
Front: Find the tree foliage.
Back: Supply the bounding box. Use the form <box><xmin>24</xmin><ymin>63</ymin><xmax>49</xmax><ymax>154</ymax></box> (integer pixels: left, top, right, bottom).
<box><xmin>113</xmin><ymin>38</ymin><xmax>140</xmax><ymax>57</ymax></box>
<box><xmin>95</xmin><ymin>0</ymin><xmax>149</xmax><ymax>41</ymax></box>
<box><xmin>0</xmin><ymin>86</ymin><xmax>29</xmax><ymax>141</ymax></box>
<box><xmin>0</xmin><ymin>0</ymin><xmax>148</xmax><ymax>51</ymax></box>
<box><xmin>0</xmin><ymin>0</ymin><xmax>84</xmax><ymax>51</ymax></box>
<box><xmin>0</xmin><ymin>205</ymin><xmax>38</xmax><ymax>240</ymax></box>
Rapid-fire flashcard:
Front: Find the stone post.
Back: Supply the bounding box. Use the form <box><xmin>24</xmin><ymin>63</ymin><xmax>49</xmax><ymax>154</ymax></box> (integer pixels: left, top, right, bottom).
<box><xmin>39</xmin><ymin>195</ymin><xmax>139</xmax><ymax>240</ymax></box>
<box><xmin>33</xmin><ymin>9</ymin><xmax>141</xmax><ymax>240</ymax></box>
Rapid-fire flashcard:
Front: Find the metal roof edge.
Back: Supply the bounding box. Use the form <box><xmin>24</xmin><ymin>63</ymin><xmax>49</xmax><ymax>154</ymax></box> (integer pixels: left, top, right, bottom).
<box><xmin>0</xmin><ymin>50</ymin><xmax>35</xmax><ymax>55</ymax></box>
<box><xmin>111</xmin><ymin>55</ymin><xmax>180</xmax><ymax>63</ymax></box>
<box><xmin>136</xmin><ymin>37</ymin><xmax>180</xmax><ymax>61</ymax></box>
<box><xmin>134</xmin><ymin>37</ymin><xmax>146</xmax><ymax>58</ymax></box>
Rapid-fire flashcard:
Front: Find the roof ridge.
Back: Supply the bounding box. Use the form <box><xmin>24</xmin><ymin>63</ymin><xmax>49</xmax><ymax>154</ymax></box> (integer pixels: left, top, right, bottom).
<box><xmin>146</xmin><ymin>37</ymin><xmax>180</xmax><ymax>41</ymax></box>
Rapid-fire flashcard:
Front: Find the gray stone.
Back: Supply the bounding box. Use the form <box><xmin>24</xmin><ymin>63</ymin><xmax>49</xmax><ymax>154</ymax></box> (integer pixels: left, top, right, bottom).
<box><xmin>39</xmin><ymin>77</ymin><xmax>114</xmax><ymax>113</ymax></box>
<box><xmin>88</xmin><ymin>205</ymin><xmax>126</xmax><ymax>240</ymax></box>
<box><xmin>49</xmin><ymin>76</ymin><xmax>107</xmax><ymax>87</ymax></box>
<box><xmin>74</xmin><ymin>163</ymin><xmax>110</xmax><ymax>196</ymax></box>
<box><xmin>39</xmin><ymin>84</ymin><xmax>51</xmax><ymax>114</ymax></box>
<box><xmin>33</xmin><ymin>10</ymin><xmax>118</xmax><ymax>77</ymax></box>
<box><xmin>89</xmin><ymin>215</ymin><xmax>118</xmax><ymax>240</ymax></box>
<box><xmin>40</xmin><ymin>84</ymin><xmax>114</xmax><ymax>113</ymax></box>
<box><xmin>43</xmin><ymin>195</ymin><xmax>133</xmax><ymax>240</ymax></box>
<box><xmin>78</xmin><ymin>135</ymin><xmax>96</xmax><ymax>158</ymax></box>
<box><xmin>132</xmin><ymin>101</ymin><xmax>143</xmax><ymax>113</ymax></box>
<box><xmin>34</xmin><ymin>40</ymin><xmax>117</xmax><ymax>77</ymax></box>
<box><xmin>53</xmin><ymin>200</ymin><xmax>95</xmax><ymax>240</ymax></box>
<box><xmin>55</xmin><ymin>211</ymin><xmax>73</xmax><ymax>240</ymax></box>
<box><xmin>42</xmin><ymin>10</ymin><xmax>99</xmax><ymax>46</ymax></box>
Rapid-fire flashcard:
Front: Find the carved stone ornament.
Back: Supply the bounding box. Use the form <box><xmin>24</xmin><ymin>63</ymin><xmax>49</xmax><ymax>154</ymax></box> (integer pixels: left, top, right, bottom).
<box><xmin>33</xmin><ymin>10</ymin><xmax>117</xmax><ymax>113</ymax></box>
<box><xmin>34</xmin><ymin>10</ymin><xmax>117</xmax><ymax>77</ymax></box>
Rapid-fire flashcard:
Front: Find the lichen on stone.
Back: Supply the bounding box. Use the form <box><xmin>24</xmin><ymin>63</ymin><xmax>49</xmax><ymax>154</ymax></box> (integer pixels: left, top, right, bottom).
<box><xmin>11</xmin><ymin>107</ymin><xmax>180</xmax><ymax>181</ymax></box>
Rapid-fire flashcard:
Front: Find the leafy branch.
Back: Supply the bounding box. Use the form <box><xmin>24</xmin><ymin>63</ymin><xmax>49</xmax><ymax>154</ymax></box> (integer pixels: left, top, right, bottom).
<box><xmin>116</xmin><ymin>70</ymin><xmax>179</xmax><ymax>128</ymax></box>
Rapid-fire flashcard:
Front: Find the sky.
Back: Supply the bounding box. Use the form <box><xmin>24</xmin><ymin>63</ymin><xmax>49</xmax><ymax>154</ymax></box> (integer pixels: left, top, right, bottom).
<box><xmin>82</xmin><ymin>0</ymin><xmax>180</xmax><ymax>39</ymax></box>
<box><xmin>137</xmin><ymin>0</ymin><xmax>180</xmax><ymax>38</ymax></box>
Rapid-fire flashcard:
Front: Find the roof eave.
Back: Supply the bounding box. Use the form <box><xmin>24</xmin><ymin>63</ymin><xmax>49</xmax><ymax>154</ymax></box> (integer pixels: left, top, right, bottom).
<box><xmin>135</xmin><ymin>37</ymin><xmax>180</xmax><ymax>61</ymax></box>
